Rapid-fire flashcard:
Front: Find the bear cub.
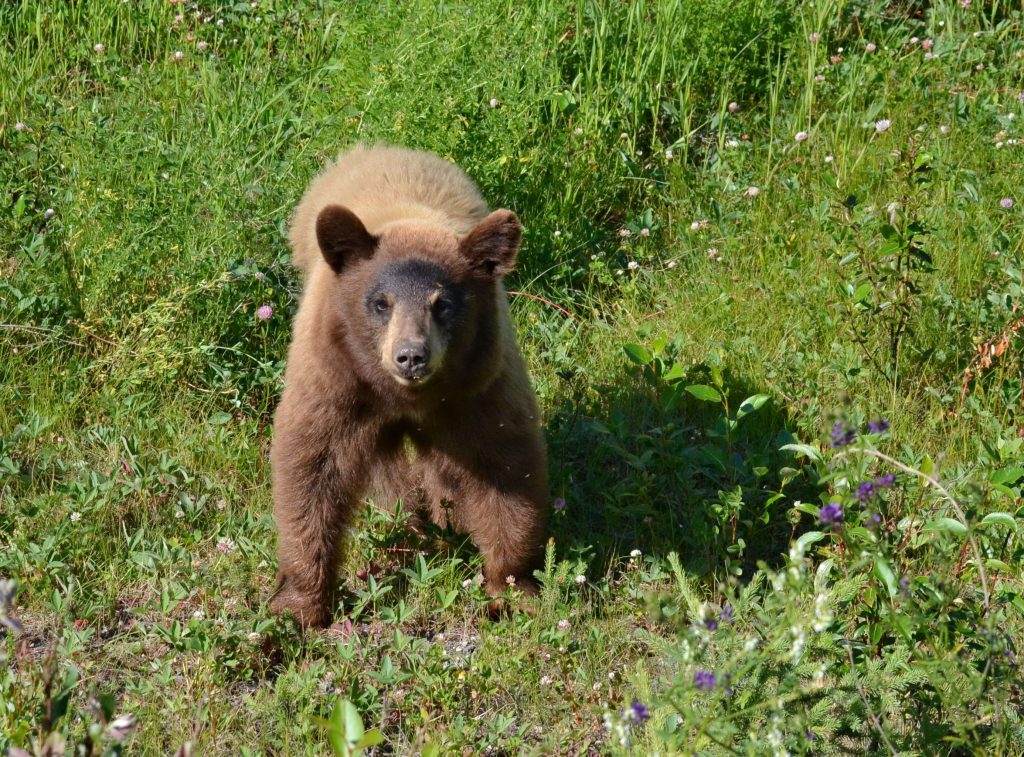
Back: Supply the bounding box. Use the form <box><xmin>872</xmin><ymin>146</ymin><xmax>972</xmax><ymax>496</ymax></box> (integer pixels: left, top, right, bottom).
<box><xmin>270</xmin><ymin>144</ymin><xmax>549</xmax><ymax>627</ymax></box>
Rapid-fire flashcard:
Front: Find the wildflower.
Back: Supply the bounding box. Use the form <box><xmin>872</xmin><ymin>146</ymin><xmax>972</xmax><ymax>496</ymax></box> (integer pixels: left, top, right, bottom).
<box><xmin>627</xmin><ymin>260</ymin><xmax>639</xmax><ymax>271</ymax></box>
<box><xmin>619</xmin><ymin>228</ymin><xmax>632</xmax><ymax>238</ymax></box>
<box><xmin>940</xmin><ymin>124</ymin><xmax>951</xmax><ymax>134</ymax></box>
<box><xmin>690</xmin><ymin>219</ymin><xmax>708</xmax><ymax>231</ymax></box>
<box><xmin>819</xmin><ymin>502</ymin><xmax>844</xmax><ymax>526</ymax></box>
<box><xmin>107</xmin><ymin>714</ymin><xmax>138</xmax><ymax>742</ymax></box>
<box><xmin>505</xmin><ymin>575</ymin><xmax>516</xmax><ymax>586</ymax></box>
<box><xmin>727</xmin><ymin>101</ymin><xmax>740</xmax><ymax>114</ymax></box>
<box><xmin>615</xmin><ymin>269</ymin><xmax>624</xmax><ymax>276</ymax></box>
<box><xmin>93</xmin><ymin>43</ymin><xmax>105</xmax><ymax>53</ymax></box>
<box><xmin>875</xmin><ymin>472</ymin><xmax>896</xmax><ymax>488</ymax></box>
<box><xmin>667</xmin><ymin>260</ymin><xmax>677</xmax><ymax>269</ymax></box>
<box><xmin>744</xmin><ymin>186</ymin><xmax>760</xmax><ymax>198</ymax></box>
<box><xmin>961</xmin><ymin>0</ymin><xmax>971</xmax><ymax>6</ymax></box>
<box><xmin>694</xmin><ymin>670</ymin><xmax>717</xmax><ymax>690</ymax></box>
<box><xmin>867</xmin><ymin>417</ymin><xmax>889</xmax><ymax>434</ymax></box>
<box><xmin>707</xmin><ymin>247</ymin><xmax>722</xmax><ymax>262</ymax></box>
<box><xmin>197</xmin><ymin>40</ymin><xmax>209</xmax><ymax>51</ymax></box>
<box><xmin>619</xmin><ymin>132</ymin><xmax>628</xmax><ymax>140</ymax></box>
<box><xmin>795</xmin><ymin>131</ymin><xmax>809</xmax><ymax>142</ymax></box>
<box><xmin>489</xmin><ymin>98</ymin><xmax>499</xmax><ymax>108</ymax></box>
<box><xmin>815</xmin><ymin>74</ymin><xmax>826</xmax><ymax>83</ymax></box>
<box><xmin>44</xmin><ymin>208</ymin><xmax>56</xmax><ymax>219</ymax></box>
<box><xmin>173</xmin><ymin>50</ymin><xmax>184</xmax><ymax>60</ymax></box>
<box><xmin>664</xmin><ymin>148</ymin><xmax>674</xmax><ymax>159</ymax></box>
<box><xmin>721</xmin><ymin>603</ymin><xmax>735</xmax><ymax>623</ymax></box>
<box><xmin>640</xmin><ymin>227</ymin><xmax>650</xmax><ymax>237</ymax></box>
<box><xmin>867</xmin><ymin>513</ymin><xmax>883</xmax><ymax>528</ymax></box>
<box><xmin>808</xmin><ymin>32</ymin><xmax>820</xmax><ymax>43</ymax></box>
<box><xmin>462</xmin><ymin>578</ymin><xmax>473</xmax><ymax>589</ymax></box>
<box><xmin>910</xmin><ymin>37</ymin><xmax>919</xmax><ymax>45</ymax></box>
<box><xmin>856</xmin><ymin>481</ymin><xmax>876</xmax><ymax>503</ymax></box>
<box><xmin>575</xmin><ymin>574</ymin><xmax>586</xmax><ymax>585</ymax></box>
<box><xmin>830</xmin><ymin>55</ymin><xmax>842</xmax><ymax>65</ymax></box>
<box><xmin>70</xmin><ymin>511</ymin><xmax>82</xmax><ymax>522</ymax></box>
<box><xmin>830</xmin><ymin>421</ymin><xmax>856</xmax><ymax>447</ymax></box>
<box><xmin>629</xmin><ymin>549</ymin><xmax>642</xmax><ymax>558</ymax></box>
<box><xmin>898</xmin><ymin>576</ymin><xmax>911</xmax><ymax>596</ymax></box>
<box><xmin>825</xmin><ymin>155</ymin><xmax>834</xmax><ymax>163</ymax></box>
<box><xmin>704</xmin><ymin>615</ymin><xmax>718</xmax><ymax>631</ymax></box>
<box><xmin>256</xmin><ymin>304</ymin><xmax>273</xmax><ymax>320</ymax></box>
<box><xmin>175</xmin><ymin>510</ymin><xmax>185</xmax><ymax>519</ymax></box>
<box><xmin>875</xmin><ymin>119</ymin><xmax>891</xmax><ymax>133</ymax></box>
<box><xmin>557</xmin><ymin>619</ymin><xmax>571</xmax><ymax>631</ymax></box>
<box><xmin>14</xmin><ymin>121</ymin><xmax>26</xmax><ymax>131</ymax></box>
<box><xmin>247</xmin><ymin>631</ymin><xmax>262</xmax><ymax>644</ymax></box>
<box><xmin>1000</xmin><ymin>198</ymin><xmax>1014</xmax><ymax>209</ymax></box>
<box><xmin>865</xmin><ymin>43</ymin><xmax>877</xmax><ymax>53</ymax></box>
<box><xmin>553</xmin><ymin>230</ymin><xmax>561</xmax><ymax>237</ymax></box>
<box><xmin>553</xmin><ymin>497</ymin><xmax>566</xmax><ymax>511</ymax></box>
<box><xmin>539</xmin><ymin>675</ymin><xmax>553</xmax><ymax>685</ymax></box>
<box><xmin>216</xmin><ymin>537</ymin><xmax>236</xmax><ymax>554</ymax></box>
<box><xmin>922</xmin><ymin>39</ymin><xmax>933</xmax><ymax>50</ymax></box>
<box><xmin>924</xmin><ymin>52</ymin><xmax>935</xmax><ymax>61</ymax></box>
<box><xmin>629</xmin><ymin>701</ymin><xmax>650</xmax><ymax>723</ymax></box>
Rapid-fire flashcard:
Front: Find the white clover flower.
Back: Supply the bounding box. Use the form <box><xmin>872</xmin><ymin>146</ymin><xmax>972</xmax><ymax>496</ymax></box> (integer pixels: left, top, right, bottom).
<box><xmin>575</xmin><ymin>575</ymin><xmax>586</xmax><ymax>585</ymax></box>
<box><xmin>744</xmin><ymin>186</ymin><xmax>760</xmax><ymax>198</ymax></box>
<box><xmin>627</xmin><ymin>260</ymin><xmax>639</xmax><ymax>271</ymax></box>
<box><xmin>875</xmin><ymin>118</ymin><xmax>891</xmax><ymax>132</ymax></box>
<box><xmin>795</xmin><ymin>130</ymin><xmax>809</xmax><ymax>142</ymax></box>
<box><xmin>629</xmin><ymin>548</ymin><xmax>642</xmax><ymax>558</ymax></box>
<box><xmin>93</xmin><ymin>43</ymin><xmax>105</xmax><ymax>53</ymax></box>
<box><xmin>70</xmin><ymin>511</ymin><xmax>82</xmax><ymax>522</ymax></box>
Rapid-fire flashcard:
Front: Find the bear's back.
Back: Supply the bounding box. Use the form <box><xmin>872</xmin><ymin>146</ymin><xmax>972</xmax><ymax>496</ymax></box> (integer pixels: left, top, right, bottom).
<box><xmin>289</xmin><ymin>145</ymin><xmax>490</xmax><ymax>273</ymax></box>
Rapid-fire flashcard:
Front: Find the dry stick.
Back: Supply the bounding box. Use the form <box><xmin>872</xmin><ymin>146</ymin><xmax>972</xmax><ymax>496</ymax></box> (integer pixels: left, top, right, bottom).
<box><xmin>834</xmin><ymin>447</ymin><xmax>990</xmax><ymax>611</ymax></box>
<box><xmin>505</xmin><ymin>290</ymin><xmax>574</xmax><ymax>319</ymax></box>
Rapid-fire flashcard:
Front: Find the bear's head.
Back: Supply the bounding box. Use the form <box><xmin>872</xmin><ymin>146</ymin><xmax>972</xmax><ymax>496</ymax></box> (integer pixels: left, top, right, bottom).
<box><xmin>314</xmin><ymin>205</ymin><xmax>522</xmax><ymax>398</ymax></box>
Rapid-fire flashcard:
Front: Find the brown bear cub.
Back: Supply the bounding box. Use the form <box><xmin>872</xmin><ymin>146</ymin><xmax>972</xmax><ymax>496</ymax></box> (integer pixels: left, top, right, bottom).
<box><xmin>269</xmin><ymin>144</ymin><xmax>549</xmax><ymax>627</ymax></box>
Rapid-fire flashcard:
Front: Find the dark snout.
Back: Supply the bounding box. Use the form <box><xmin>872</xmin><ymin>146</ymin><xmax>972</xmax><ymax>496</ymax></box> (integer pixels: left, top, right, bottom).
<box><xmin>394</xmin><ymin>340</ymin><xmax>431</xmax><ymax>381</ymax></box>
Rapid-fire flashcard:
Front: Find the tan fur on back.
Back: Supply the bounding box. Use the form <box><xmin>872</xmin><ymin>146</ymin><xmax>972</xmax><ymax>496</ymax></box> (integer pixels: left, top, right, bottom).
<box><xmin>289</xmin><ymin>144</ymin><xmax>490</xmax><ymax>273</ymax></box>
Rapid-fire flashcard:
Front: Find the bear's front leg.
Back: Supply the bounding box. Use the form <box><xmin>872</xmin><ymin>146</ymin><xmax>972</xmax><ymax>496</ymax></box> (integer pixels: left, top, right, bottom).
<box><xmin>419</xmin><ymin>427</ymin><xmax>549</xmax><ymax>600</ymax></box>
<box><xmin>269</xmin><ymin>400</ymin><xmax>371</xmax><ymax>628</ymax></box>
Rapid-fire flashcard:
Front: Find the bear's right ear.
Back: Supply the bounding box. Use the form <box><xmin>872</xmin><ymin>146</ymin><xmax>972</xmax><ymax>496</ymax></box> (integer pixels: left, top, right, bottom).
<box><xmin>316</xmin><ymin>205</ymin><xmax>377</xmax><ymax>273</ymax></box>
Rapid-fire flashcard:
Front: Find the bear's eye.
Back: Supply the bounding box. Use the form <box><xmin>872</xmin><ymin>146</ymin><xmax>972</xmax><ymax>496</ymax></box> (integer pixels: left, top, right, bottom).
<box><xmin>433</xmin><ymin>299</ymin><xmax>452</xmax><ymax>317</ymax></box>
<box><xmin>372</xmin><ymin>298</ymin><xmax>390</xmax><ymax>314</ymax></box>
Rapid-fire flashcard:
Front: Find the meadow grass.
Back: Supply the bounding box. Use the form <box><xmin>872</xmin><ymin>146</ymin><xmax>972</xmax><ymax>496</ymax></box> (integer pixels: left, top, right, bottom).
<box><xmin>2</xmin><ymin>0</ymin><xmax>1024</xmax><ymax>754</ymax></box>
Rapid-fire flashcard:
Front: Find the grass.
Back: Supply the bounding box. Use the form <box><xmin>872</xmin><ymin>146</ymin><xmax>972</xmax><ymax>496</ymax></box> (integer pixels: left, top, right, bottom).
<box><xmin>2</xmin><ymin>0</ymin><xmax>1024</xmax><ymax>753</ymax></box>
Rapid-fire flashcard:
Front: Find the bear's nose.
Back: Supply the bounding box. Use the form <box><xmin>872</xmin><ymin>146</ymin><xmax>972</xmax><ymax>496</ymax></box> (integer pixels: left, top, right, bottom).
<box><xmin>394</xmin><ymin>341</ymin><xmax>431</xmax><ymax>379</ymax></box>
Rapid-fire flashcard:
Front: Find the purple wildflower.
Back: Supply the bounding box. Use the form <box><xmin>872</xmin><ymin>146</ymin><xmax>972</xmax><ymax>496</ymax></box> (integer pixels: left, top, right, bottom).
<box><xmin>256</xmin><ymin>304</ymin><xmax>273</xmax><ymax>320</ymax></box>
<box><xmin>867</xmin><ymin>418</ymin><xmax>889</xmax><ymax>434</ymax></box>
<box><xmin>704</xmin><ymin>617</ymin><xmax>718</xmax><ymax>631</ymax></box>
<box><xmin>553</xmin><ymin>497</ymin><xmax>566</xmax><ymax>511</ymax></box>
<box><xmin>629</xmin><ymin>701</ymin><xmax>650</xmax><ymax>723</ymax></box>
<box><xmin>856</xmin><ymin>481</ymin><xmax>876</xmax><ymax>503</ymax></box>
<box><xmin>1000</xmin><ymin>198</ymin><xmax>1014</xmax><ymax>209</ymax></box>
<box><xmin>819</xmin><ymin>502</ymin><xmax>844</xmax><ymax>526</ymax></box>
<box><xmin>720</xmin><ymin>603</ymin><xmax>734</xmax><ymax>623</ymax></box>
<box><xmin>694</xmin><ymin>670</ymin><xmax>717</xmax><ymax>691</ymax></box>
<box><xmin>831</xmin><ymin>422</ymin><xmax>856</xmax><ymax>448</ymax></box>
<box><xmin>875</xmin><ymin>472</ymin><xmax>896</xmax><ymax>488</ymax></box>
<box><xmin>867</xmin><ymin>513</ymin><xmax>883</xmax><ymax>528</ymax></box>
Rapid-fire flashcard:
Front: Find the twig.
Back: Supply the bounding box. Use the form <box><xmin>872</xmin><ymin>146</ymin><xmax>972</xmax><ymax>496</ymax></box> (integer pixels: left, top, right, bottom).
<box><xmin>506</xmin><ymin>290</ymin><xmax>574</xmax><ymax>319</ymax></box>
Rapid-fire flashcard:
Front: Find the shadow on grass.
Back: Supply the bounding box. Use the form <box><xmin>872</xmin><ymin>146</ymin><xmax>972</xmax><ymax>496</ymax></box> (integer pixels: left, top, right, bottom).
<box><xmin>545</xmin><ymin>361</ymin><xmax>817</xmax><ymax>581</ymax></box>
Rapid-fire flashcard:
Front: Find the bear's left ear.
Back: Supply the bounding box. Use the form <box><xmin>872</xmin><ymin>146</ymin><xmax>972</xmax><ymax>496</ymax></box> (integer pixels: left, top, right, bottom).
<box><xmin>460</xmin><ymin>209</ymin><xmax>522</xmax><ymax>279</ymax></box>
<box><xmin>316</xmin><ymin>205</ymin><xmax>378</xmax><ymax>273</ymax></box>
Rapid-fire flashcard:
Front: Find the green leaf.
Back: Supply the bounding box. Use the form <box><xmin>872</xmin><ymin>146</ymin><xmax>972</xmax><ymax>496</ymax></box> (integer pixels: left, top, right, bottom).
<box><xmin>780</xmin><ymin>443</ymin><xmax>823</xmax><ymax>463</ymax></box>
<box><xmin>623</xmin><ymin>344</ymin><xmax>653</xmax><ymax>364</ymax></box>
<box><xmin>662</xmin><ymin>363</ymin><xmax>685</xmax><ymax>383</ymax></box>
<box><xmin>980</xmin><ymin>512</ymin><xmax>1018</xmax><ymax>531</ymax></box>
<box><xmin>919</xmin><ymin>454</ymin><xmax>935</xmax><ymax>478</ymax></box>
<box><xmin>796</xmin><ymin>531</ymin><xmax>825</xmax><ymax>550</ymax></box>
<box><xmin>13</xmin><ymin>194</ymin><xmax>26</xmax><ymax>218</ymax></box>
<box><xmin>209</xmin><ymin>411</ymin><xmax>232</xmax><ymax>425</ymax></box>
<box><xmin>355</xmin><ymin>730</ymin><xmax>385</xmax><ymax>749</ymax></box>
<box><xmin>874</xmin><ymin>557</ymin><xmax>899</xmax><ymax>599</ymax></box>
<box><xmin>852</xmin><ymin>282</ymin><xmax>873</xmax><ymax>302</ymax></box>
<box><xmin>991</xmin><ymin>467</ymin><xmax>1024</xmax><ymax>486</ymax></box>
<box><xmin>923</xmin><ymin>517</ymin><xmax>968</xmax><ymax>536</ymax></box>
<box><xmin>736</xmin><ymin>394</ymin><xmax>769</xmax><ymax>420</ymax></box>
<box><xmin>684</xmin><ymin>384</ymin><xmax>721</xmax><ymax>403</ymax></box>
<box><xmin>343</xmin><ymin>700</ymin><xmax>365</xmax><ymax>748</ymax></box>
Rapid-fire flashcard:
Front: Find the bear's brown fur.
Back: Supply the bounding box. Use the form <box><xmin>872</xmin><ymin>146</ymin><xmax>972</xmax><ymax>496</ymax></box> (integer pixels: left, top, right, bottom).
<box><xmin>270</xmin><ymin>144</ymin><xmax>549</xmax><ymax>627</ymax></box>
